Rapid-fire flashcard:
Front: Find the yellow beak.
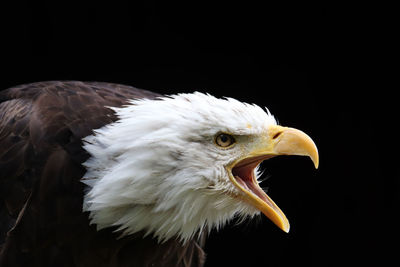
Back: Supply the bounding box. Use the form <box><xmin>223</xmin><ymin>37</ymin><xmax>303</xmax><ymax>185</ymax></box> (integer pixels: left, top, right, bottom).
<box><xmin>227</xmin><ymin>125</ymin><xmax>319</xmax><ymax>233</ymax></box>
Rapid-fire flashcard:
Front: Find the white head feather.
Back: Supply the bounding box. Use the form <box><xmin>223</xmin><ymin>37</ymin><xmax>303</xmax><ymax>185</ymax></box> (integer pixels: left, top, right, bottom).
<box><xmin>82</xmin><ymin>92</ymin><xmax>277</xmax><ymax>243</ymax></box>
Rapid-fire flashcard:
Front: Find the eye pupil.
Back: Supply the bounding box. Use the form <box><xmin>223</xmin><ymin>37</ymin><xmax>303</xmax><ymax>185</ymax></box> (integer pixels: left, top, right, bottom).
<box><xmin>220</xmin><ymin>135</ymin><xmax>228</xmax><ymax>142</ymax></box>
<box><xmin>216</xmin><ymin>133</ymin><xmax>235</xmax><ymax>147</ymax></box>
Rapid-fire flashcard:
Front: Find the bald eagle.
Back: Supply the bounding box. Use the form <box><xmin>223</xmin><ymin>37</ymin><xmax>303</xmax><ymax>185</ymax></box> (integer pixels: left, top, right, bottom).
<box><xmin>0</xmin><ymin>81</ymin><xmax>318</xmax><ymax>266</ymax></box>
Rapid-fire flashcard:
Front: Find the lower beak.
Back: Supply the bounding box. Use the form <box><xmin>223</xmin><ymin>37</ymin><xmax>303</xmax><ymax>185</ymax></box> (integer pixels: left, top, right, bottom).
<box><xmin>227</xmin><ymin>125</ymin><xmax>319</xmax><ymax>233</ymax></box>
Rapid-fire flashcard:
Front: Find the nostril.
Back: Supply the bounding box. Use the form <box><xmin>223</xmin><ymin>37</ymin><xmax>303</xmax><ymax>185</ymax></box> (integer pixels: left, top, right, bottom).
<box><xmin>272</xmin><ymin>132</ymin><xmax>282</xmax><ymax>139</ymax></box>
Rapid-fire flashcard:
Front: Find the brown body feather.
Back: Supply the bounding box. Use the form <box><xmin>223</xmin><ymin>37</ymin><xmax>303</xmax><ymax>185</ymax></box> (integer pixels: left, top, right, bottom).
<box><xmin>0</xmin><ymin>81</ymin><xmax>206</xmax><ymax>267</ymax></box>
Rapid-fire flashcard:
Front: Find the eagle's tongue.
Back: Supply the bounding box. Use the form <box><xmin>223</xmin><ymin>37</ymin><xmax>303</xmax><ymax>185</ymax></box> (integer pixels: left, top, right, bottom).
<box><xmin>235</xmin><ymin>176</ymin><xmax>250</xmax><ymax>191</ymax></box>
<box><xmin>231</xmin><ymin>156</ymin><xmax>269</xmax><ymax>201</ymax></box>
<box><xmin>234</xmin><ymin>175</ymin><xmax>276</xmax><ymax>211</ymax></box>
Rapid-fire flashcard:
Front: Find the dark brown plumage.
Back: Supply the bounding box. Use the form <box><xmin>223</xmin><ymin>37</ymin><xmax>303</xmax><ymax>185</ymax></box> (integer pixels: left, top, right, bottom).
<box><xmin>0</xmin><ymin>81</ymin><xmax>206</xmax><ymax>267</ymax></box>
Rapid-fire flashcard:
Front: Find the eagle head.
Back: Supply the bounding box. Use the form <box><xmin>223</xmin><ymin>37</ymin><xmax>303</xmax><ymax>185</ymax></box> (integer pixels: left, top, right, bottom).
<box><xmin>82</xmin><ymin>92</ymin><xmax>318</xmax><ymax>242</ymax></box>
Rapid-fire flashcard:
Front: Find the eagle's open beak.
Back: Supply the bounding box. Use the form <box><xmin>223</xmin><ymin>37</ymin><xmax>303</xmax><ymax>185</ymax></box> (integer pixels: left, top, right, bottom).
<box><xmin>226</xmin><ymin>125</ymin><xmax>319</xmax><ymax>233</ymax></box>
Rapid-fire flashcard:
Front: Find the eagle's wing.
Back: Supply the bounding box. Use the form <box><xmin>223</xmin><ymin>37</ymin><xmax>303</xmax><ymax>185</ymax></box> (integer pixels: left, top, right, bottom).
<box><xmin>0</xmin><ymin>81</ymin><xmax>205</xmax><ymax>267</ymax></box>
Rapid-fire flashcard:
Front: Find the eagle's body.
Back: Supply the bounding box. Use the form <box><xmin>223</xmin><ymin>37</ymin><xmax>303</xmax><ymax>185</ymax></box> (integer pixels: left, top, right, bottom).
<box><xmin>0</xmin><ymin>81</ymin><xmax>318</xmax><ymax>266</ymax></box>
<box><xmin>0</xmin><ymin>81</ymin><xmax>205</xmax><ymax>266</ymax></box>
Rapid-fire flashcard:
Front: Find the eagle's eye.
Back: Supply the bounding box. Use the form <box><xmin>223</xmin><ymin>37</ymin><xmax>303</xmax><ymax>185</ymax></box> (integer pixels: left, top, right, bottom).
<box><xmin>215</xmin><ymin>133</ymin><xmax>235</xmax><ymax>148</ymax></box>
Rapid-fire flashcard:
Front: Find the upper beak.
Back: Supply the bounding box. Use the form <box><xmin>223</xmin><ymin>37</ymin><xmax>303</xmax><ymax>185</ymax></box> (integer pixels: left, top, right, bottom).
<box><xmin>227</xmin><ymin>125</ymin><xmax>319</xmax><ymax>233</ymax></box>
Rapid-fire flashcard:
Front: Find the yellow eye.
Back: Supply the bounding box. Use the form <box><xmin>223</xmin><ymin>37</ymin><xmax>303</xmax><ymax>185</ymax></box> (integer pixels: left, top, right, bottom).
<box><xmin>215</xmin><ymin>133</ymin><xmax>235</xmax><ymax>148</ymax></box>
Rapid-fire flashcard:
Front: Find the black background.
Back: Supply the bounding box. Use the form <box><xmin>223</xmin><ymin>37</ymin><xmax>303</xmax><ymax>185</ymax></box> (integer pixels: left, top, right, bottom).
<box><xmin>1</xmin><ymin>1</ymin><xmax>396</xmax><ymax>266</ymax></box>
